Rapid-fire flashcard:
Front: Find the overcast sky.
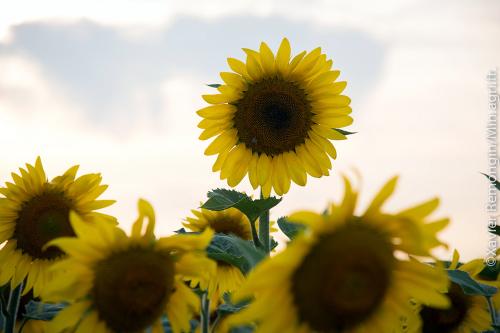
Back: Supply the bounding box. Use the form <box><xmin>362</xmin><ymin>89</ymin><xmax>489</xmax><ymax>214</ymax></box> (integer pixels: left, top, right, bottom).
<box><xmin>0</xmin><ymin>0</ymin><xmax>499</xmax><ymax>260</ymax></box>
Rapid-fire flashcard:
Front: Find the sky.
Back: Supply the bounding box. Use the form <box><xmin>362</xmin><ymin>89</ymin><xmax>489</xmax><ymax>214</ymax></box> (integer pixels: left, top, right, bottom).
<box><xmin>0</xmin><ymin>0</ymin><xmax>499</xmax><ymax>260</ymax></box>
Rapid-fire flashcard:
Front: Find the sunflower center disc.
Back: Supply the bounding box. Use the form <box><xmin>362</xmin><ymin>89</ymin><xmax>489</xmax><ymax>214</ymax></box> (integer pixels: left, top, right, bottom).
<box><xmin>14</xmin><ymin>190</ymin><xmax>74</xmax><ymax>260</ymax></box>
<box><xmin>233</xmin><ymin>77</ymin><xmax>312</xmax><ymax>155</ymax></box>
<box><xmin>420</xmin><ymin>283</ymin><xmax>470</xmax><ymax>333</ymax></box>
<box><xmin>291</xmin><ymin>222</ymin><xmax>395</xmax><ymax>331</ymax></box>
<box><xmin>209</xmin><ymin>215</ymin><xmax>251</xmax><ymax>240</ymax></box>
<box><xmin>93</xmin><ymin>248</ymin><xmax>175</xmax><ymax>332</ymax></box>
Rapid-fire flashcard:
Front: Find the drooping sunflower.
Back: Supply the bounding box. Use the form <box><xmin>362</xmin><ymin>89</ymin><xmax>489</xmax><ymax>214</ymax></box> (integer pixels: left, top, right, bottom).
<box><xmin>407</xmin><ymin>250</ymin><xmax>492</xmax><ymax>333</ymax></box>
<box><xmin>183</xmin><ymin>207</ymin><xmax>276</xmax><ymax>298</ymax></box>
<box><xmin>198</xmin><ymin>38</ymin><xmax>353</xmax><ymax>196</ymax></box>
<box><xmin>0</xmin><ymin>157</ymin><xmax>115</xmax><ymax>296</ymax></box>
<box><xmin>43</xmin><ymin>199</ymin><xmax>216</xmax><ymax>333</ymax></box>
<box><xmin>224</xmin><ymin>176</ymin><xmax>450</xmax><ymax>333</ymax></box>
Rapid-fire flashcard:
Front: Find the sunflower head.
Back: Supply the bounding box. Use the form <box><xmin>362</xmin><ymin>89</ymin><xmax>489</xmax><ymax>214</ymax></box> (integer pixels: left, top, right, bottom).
<box><xmin>184</xmin><ymin>207</ymin><xmax>252</xmax><ymax>240</ymax></box>
<box><xmin>410</xmin><ymin>251</ymin><xmax>492</xmax><ymax>333</ymax></box>
<box><xmin>224</xmin><ymin>176</ymin><xmax>450</xmax><ymax>333</ymax></box>
<box><xmin>44</xmin><ymin>199</ymin><xmax>216</xmax><ymax>333</ymax></box>
<box><xmin>198</xmin><ymin>39</ymin><xmax>353</xmax><ymax>196</ymax></box>
<box><xmin>183</xmin><ymin>207</ymin><xmax>255</xmax><ymax>297</ymax></box>
<box><xmin>0</xmin><ymin>157</ymin><xmax>114</xmax><ymax>295</ymax></box>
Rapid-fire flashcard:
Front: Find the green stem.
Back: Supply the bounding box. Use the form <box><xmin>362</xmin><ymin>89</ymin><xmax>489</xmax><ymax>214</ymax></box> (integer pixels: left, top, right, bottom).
<box><xmin>4</xmin><ymin>282</ymin><xmax>23</xmax><ymax>333</ymax></box>
<box><xmin>200</xmin><ymin>292</ymin><xmax>210</xmax><ymax>333</ymax></box>
<box><xmin>210</xmin><ymin>315</ymin><xmax>221</xmax><ymax>333</ymax></box>
<box><xmin>487</xmin><ymin>296</ymin><xmax>498</xmax><ymax>329</ymax></box>
<box><xmin>250</xmin><ymin>221</ymin><xmax>262</xmax><ymax>248</ymax></box>
<box><xmin>258</xmin><ymin>191</ymin><xmax>270</xmax><ymax>254</ymax></box>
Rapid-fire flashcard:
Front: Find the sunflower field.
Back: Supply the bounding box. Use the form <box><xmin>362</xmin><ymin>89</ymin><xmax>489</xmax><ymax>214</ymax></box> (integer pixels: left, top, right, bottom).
<box><xmin>1</xmin><ymin>39</ymin><xmax>499</xmax><ymax>333</ymax></box>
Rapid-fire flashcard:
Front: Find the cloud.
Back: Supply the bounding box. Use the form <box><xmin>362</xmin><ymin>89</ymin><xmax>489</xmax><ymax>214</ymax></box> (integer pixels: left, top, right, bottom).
<box><xmin>0</xmin><ymin>15</ymin><xmax>385</xmax><ymax>130</ymax></box>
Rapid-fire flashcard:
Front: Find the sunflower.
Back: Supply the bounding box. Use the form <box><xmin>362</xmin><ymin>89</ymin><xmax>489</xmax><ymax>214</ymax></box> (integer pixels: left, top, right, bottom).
<box><xmin>224</xmin><ymin>176</ymin><xmax>450</xmax><ymax>333</ymax></box>
<box><xmin>43</xmin><ymin>199</ymin><xmax>216</xmax><ymax>333</ymax></box>
<box><xmin>0</xmin><ymin>157</ymin><xmax>114</xmax><ymax>296</ymax></box>
<box><xmin>198</xmin><ymin>38</ymin><xmax>353</xmax><ymax>196</ymax></box>
<box><xmin>406</xmin><ymin>250</ymin><xmax>492</xmax><ymax>333</ymax></box>
<box><xmin>183</xmin><ymin>207</ymin><xmax>276</xmax><ymax>298</ymax></box>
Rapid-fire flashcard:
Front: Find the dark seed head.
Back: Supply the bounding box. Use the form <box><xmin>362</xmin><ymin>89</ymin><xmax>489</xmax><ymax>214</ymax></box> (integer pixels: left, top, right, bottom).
<box><xmin>92</xmin><ymin>248</ymin><xmax>175</xmax><ymax>333</ymax></box>
<box><xmin>291</xmin><ymin>221</ymin><xmax>395</xmax><ymax>331</ymax></box>
<box><xmin>233</xmin><ymin>77</ymin><xmax>312</xmax><ymax>156</ymax></box>
<box><xmin>14</xmin><ymin>190</ymin><xmax>74</xmax><ymax>260</ymax></box>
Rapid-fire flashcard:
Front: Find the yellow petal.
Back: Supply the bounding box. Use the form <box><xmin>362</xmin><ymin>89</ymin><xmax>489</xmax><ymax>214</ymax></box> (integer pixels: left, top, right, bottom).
<box><xmin>47</xmin><ymin>301</ymin><xmax>91</xmax><ymax>333</ymax></box>
<box><xmin>288</xmin><ymin>211</ymin><xmax>323</xmax><ymax>230</ymax></box>
<box><xmin>199</xmin><ymin>123</ymin><xmax>232</xmax><ymax>140</ymax></box>
<box><xmin>248</xmin><ymin>153</ymin><xmax>260</xmax><ymax>189</ymax></box>
<box><xmin>311</xmin><ymin>95</ymin><xmax>351</xmax><ymax>108</ymax></box>
<box><xmin>290</xmin><ymin>47</ymin><xmax>321</xmax><ymax>77</ymax></box>
<box><xmin>257</xmin><ymin>154</ymin><xmax>272</xmax><ymax>185</ymax></box>
<box><xmin>312</xmin><ymin>114</ymin><xmax>353</xmax><ymax>128</ymax></box>
<box><xmin>284</xmin><ymin>151</ymin><xmax>307</xmax><ymax>186</ymax></box>
<box><xmin>220</xmin><ymin>144</ymin><xmax>246</xmax><ymax>180</ymax></box>
<box><xmin>246</xmin><ymin>53</ymin><xmax>263</xmax><ymax>81</ymax></box>
<box><xmin>227</xmin><ymin>146</ymin><xmax>253</xmax><ymax>187</ymax></box>
<box><xmin>307</xmin><ymin>70</ymin><xmax>341</xmax><ymax>90</ymax></box>
<box><xmin>212</xmin><ymin>149</ymin><xmax>230</xmax><ymax>172</ymax></box>
<box><xmin>202</xmin><ymin>93</ymin><xmax>237</xmax><ymax>104</ymax></box>
<box><xmin>75</xmin><ymin>311</ymin><xmax>99</xmax><ymax>333</ymax></box>
<box><xmin>275</xmin><ymin>38</ymin><xmax>291</xmax><ymax>75</ymax></box>
<box><xmin>365</xmin><ymin>176</ymin><xmax>399</xmax><ymax>216</ymax></box>
<box><xmin>204</xmin><ymin>129</ymin><xmax>238</xmax><ymax>156</ymax></box>
<box><xmin>398</xmin><ymin>198</ymin><xmax>440</xmax><ymax>219</ymax></box>
<box><xmin>157</xmin><ymin>228</ymin><xmax>214</xmax><ymax>252</ymax></box>
<box><xmin>227</xmin><ymin>58</ymin><xmax>248</xmax><ymax>77</ymax></box>
<box><xmin>259</xmin><ymin>42</ymin><xmax>275</xmax><ymax>75</ymax></box>
<box><xmin>196</xmin><ymin>104</ymin><xmax>236</xmax><ymax>119</ymax></box>
<box><xmin>295</xmin><ymin>144</ymin><xmax>322</xmax><ymax>178</ymax></box>
<box><xmin>305</xmin><ymin>139</ymin><xmax>331</xmax><ymax>175</ymax></box>
<box><xmin>272</xmin><ymin>155</ymin><xmax>290</xmax><ymax>195</ymax></box>
<box><xmin>220</xmin><ymin>72</ymin><xmax>246</xmax><ymax>90</ymax></box>
<box><xmin>308</xmin><ymin>81</ymin><xmax>347</xmax><ymax>98</ymax></box>
<box><xmin>308</xmin><ymin>131</ymin><xmax>337</xmax><ymax>159</ymax></box>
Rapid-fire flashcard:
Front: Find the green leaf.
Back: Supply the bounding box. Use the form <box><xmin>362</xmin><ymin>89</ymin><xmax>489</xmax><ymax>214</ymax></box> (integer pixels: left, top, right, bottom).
<box><xmin>277</xmin><ymin>217</ymin><xmax>305</xmax><ymax>240</ymax></box>
<box><xmin>207</xmin><ymin>83</ymin><xmax>221</xmax><ymax>88</ymax></box>
<box><xmin>23</xmin><ymin>301</ymin><xmax>66</xmax><ymax>321</ymax></box>
<box><xmin>334</xmin><ymin>128</ymin><xmax>357</xmax><ymax>135</ymax></box>
<box><xmin>216</xmin><ymin>294</ymin><xmax>253</xmax><ymax>332</ymax></box>
<box><xmin>217</xmin><ymin>294</ymin><xmax>250</xmax><ymax>316</ymax></box>
<box><xmin>483</xmin><ymin>173</ymin><xmax>500</xmax><ymax>191</ymax></box>
<box><xmin>158</xmin><ymin>316</ymin><xmax>197</xmax><ymax>333</ymax></box>
<box><xmin>207</xmin><ymin>234</ymin><xmax>266</xmax><ymax>273</ymax></box>
<box><xmin>230</xmin><ymin>326</ymin><xmax>254</xmax><ymax>333</ymax></box>
<box><xmin>490</xmin><ymin>226</ymin><xmax>500</xmax><ymax>236</ymax></box>
<box><xmin>270</xmin><ymin>237</ymin><xmax>279</xmax><ymax>250</ymax></box>
<box><xmin>447</xmin><ymin>270</ymin><xmax>498</xmax><ymax>296</ymax></box>
<box><xmin>479</xmin><ymin>263</ymin><xmax>500</xmax><ymax>281</ymax></box>
<box><xmin>202</xmin><ymin>189</ymin><xmax>281</xmax><ymax>223</ymax></box>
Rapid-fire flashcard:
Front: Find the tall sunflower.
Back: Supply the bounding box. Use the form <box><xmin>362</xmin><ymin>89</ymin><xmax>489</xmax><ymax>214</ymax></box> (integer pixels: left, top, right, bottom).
<box><xmin>407</xmin><ymin>250</ymin><xmax>492</xmax><ymax>333</ymax></box>
<box><xmin>43</xmin><ymin>199</ymin><xmax>216</xmax><ymax>333</ymax></box>
<box><xmin>184</xmin><ymin>207</ymin><xmax>277</xmax><ymax>298</ymax></box>
<box><xmin>224</xmin><ymin>177</ymin><xmax>450</xmax><ymax>333</ymax></box>
<box><xmin>0</xmin><ymin>157</ymin><xmax>114</xmax><ymax>296</ymax></box>
<box><xmin>198</xmin><ymin>38</ymin><xmax>352</xmax><ymax>196</ymax></box>
<box><xmin>183</xmin><ymin>207</ymin><xmax>252</xmax><ymax>298</ymax></box>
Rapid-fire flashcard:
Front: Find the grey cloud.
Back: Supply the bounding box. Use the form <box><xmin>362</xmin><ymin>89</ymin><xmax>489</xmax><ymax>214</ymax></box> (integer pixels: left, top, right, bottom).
<box><xmin>0</xmin><ymin>16</ymin><xmax>385</xmax><ymax>129</ymax></box>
